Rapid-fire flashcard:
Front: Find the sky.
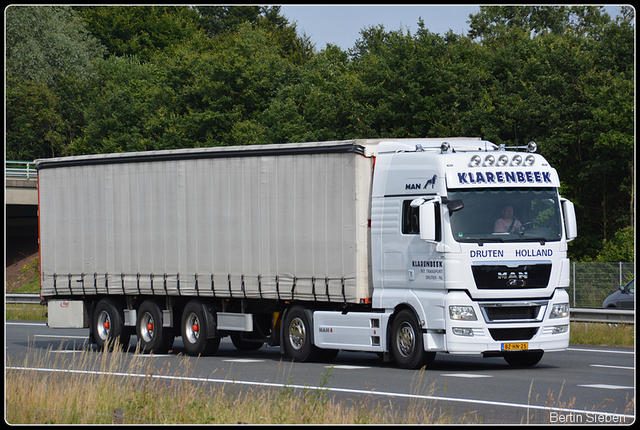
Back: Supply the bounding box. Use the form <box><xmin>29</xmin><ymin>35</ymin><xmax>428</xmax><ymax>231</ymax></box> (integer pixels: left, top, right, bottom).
<box><xmin>280</xmin><ymin>4</ymin><xmax>627</xmax><ymax>51</ymax></box>
<box><xmin>280</xmin><ymin>5</ymin><xmax>478</xmax><ymax>50</ymax></box>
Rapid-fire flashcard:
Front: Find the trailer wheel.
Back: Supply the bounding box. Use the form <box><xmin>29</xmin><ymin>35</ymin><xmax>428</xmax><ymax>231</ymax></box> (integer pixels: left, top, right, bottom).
<box><xmin>503</xmin><ymin>351</ymin><xmax>544</xmax><ymax>367</ymax></box>
<box><xmin>181</xmin><ymin>300</ymin><xmax>220</xmax><ymax>356</ymax></box>
<box><xmin>136</xmin><ymin>300</ymin><xmax>173</xmax><ymax>354</ymax></box>
<box><xmin>390</xmin><ymin>309</ymin><xmax>435</xmax><ymax>369</ymax></box>
<box><xmin>92</xmin><ymin>298</ymin><xmax>131</xmax><ymax>351</ymax></box>
<box><xmin>283</xmin><ymin>306</ymin><xmax>320</xmax><ymax>362</ymax></box>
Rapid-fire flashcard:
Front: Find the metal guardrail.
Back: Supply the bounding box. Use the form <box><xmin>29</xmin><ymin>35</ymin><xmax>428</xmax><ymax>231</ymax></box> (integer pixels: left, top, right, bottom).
<box><xmin>6</xmin><ymin>293</ymin><xmax>42</xmax><ymax>304</ymax></box>
<box><xmin>570</xmin><ymin>307</ymin><xmax>635</xmax><ymax>324</ymax></box>
<box><xmin>5</xmin><ymin>294</ymin><xmax>635</xmax><ymax>324</ymax></box>
<box><xmin>6</xmin><ymin>160</ymin><xmax>37</xmax><ymax>179</ymax></box>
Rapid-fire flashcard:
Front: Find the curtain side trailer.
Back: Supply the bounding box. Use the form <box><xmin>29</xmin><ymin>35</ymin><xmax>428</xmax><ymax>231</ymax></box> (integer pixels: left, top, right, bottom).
<box><xmin>37</xmin><ymin>138</ymin><xmax>576</xmax><ymax>368</ymax></box>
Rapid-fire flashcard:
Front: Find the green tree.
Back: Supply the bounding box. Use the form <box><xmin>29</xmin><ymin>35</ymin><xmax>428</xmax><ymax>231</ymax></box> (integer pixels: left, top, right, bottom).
<box><xmin>6</xmin><ymin>82</ymin><xmax>66</xmax><ymax>159</ymax></box>
<box><xmin>6</xmin><ymin>5</ymin><xmax>106</xmax><ymax>85</ymax></box>
<box><xmin>75</xmin><ymin>6</ymin><xmax>204</xmax><ymax>62</ymax></box>
<box><xmin>594</xmin><ymin>226</ymin><xmax>634</xmax><ymax>262</ymax></box>
<box><xmin>259</xmin><ymin>44</ymin><xmax>375</xmax><ymax>144</ymax></box>
<box><xmin>195</xmin><ymin>5</ymin><xmax>314</xmax><ymax>65</ymax></box>
<box><xmin>6</xmin><ymin>6</ymin><xmax>106</xmax><ymax>159</ymax></box>
<box><xmin>467</xmin><ymin>5</ymin><xmax>611</xmax><ymax>41</ymax></box>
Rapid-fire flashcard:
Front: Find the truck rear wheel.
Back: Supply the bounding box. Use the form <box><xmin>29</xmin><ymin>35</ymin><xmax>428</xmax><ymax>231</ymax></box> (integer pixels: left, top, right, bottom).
<box><xmin>390</xmin><ymin>309</ymin><xmax>435</xmax><ymax>369</ymax></box>
<box><xmin>92</xmin><ymin>298</ymin><xmax>131</xmax><ymax>351</ymax></box>
<box><xmin>136</xmin><ymin>300</ymin><xmax>173</xmax><ymax>354</ymax></box>
<box><xmin>283</xmin><ymin>306</ymin><xmax>320</xmax><ymax>362</ymax></box>
<box><xmin>181</xmin><ymin>300</ymin><xmax>220</xmax><ymax>356</ymax></box>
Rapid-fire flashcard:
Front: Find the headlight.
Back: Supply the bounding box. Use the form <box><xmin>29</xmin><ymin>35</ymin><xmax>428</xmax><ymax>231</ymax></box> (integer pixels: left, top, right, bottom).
<box><xmin>449</xmin><ymin>305</ymin><xmax>477</xmax><ymax>321</ymax></box>
<box><xmin>550</xmin><ymin>303</ymin><xmax>569</xmax><ymax>319</ymax></box>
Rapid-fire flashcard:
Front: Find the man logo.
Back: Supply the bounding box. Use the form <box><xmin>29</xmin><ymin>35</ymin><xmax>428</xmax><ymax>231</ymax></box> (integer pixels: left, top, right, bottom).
<box><xmin>498</xmin><ymin>272</ymin><xmax>528</xmax><ymax>280</ymax></box>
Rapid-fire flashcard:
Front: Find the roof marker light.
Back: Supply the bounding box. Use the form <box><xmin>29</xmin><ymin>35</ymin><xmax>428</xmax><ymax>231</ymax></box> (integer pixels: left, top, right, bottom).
<box><xmin>469</xmin><ymin>155</ymin><xmax>481</xmax><ymax>167</ymax></box>
<box><xmin>497</xmin><ymin>155</ymin><xmax>509</xmax><ymax>166</ymax></box>
<box><xmin>524</xmin><ymin>155</ymin><xmax>535</xmax><ymax>166</ymax></box>
<box><xmin>511</xmin><ymin>154</ymin><xmax>522</xmax><ymax>166</ymax></box>
<box><xmin>483</xmin><ymin>155</ymin><xmax>495</xmax><ymax>166</ymax></box>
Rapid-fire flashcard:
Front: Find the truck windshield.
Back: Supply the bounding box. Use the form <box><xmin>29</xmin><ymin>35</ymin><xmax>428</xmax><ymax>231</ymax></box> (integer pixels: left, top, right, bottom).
<box><xmin>447</xmin><ymin>188</ymin><xmax>562</xmax><ymax>243</ymax></box>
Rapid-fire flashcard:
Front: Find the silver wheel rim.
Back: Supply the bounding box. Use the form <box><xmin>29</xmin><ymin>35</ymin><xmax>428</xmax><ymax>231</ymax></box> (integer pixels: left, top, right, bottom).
<box><xmin>288</xmin><ymin>317</ymin><xmax>305</xmax><ymax>351</ymax></box>
<box><xmin>184</xmin><ymin>313</ymin><xmax>200</xmax><ymax>344</ymax></box>
<box><xmin>140</xmin><ymin>312</ymin><xmax>155</xmax><ymax>343</ymax></box>
<box><xmin>397</xmin><ymin>322</ymin><xmax>415</xmax><ymax>357</ymax></box>
<box><xmin>97</xmin><ymin>310</ymin><xmax>111</xmax><ymax>341</ymax></box>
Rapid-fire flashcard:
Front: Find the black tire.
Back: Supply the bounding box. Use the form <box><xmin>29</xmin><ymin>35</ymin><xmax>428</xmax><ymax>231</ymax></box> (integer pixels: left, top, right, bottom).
<box><xmin>136</xmin><ymin>300</ymin><xmax>173</xmax><ymax>354</ymax></box>
<box><xmin>283</xmin><ymin>306</ymin><xmax>320</xmax><ymax>362</ymax></box>
<box><xmin>230</xmin><ymin>333</ymin><xmax>264</xmax><ymax>351</ymax></box>
<box><xmin>390</xmin><ymin>309</ymin><xmax>435</xmax><ymax>369</ymax></box>
<box><xmin>503</xmin><ymin>350</ymin><xmax>544</xmax><ymax>367</ymax></box>
<box><xmin>92</xmin><ymin>298</ymin><xmax>131</xmax><ymax>351</ymax></box>
<box><xmin>181</xmin><ymin>300</ymin><xmax>220</xmax><ymax>356</ymax></box>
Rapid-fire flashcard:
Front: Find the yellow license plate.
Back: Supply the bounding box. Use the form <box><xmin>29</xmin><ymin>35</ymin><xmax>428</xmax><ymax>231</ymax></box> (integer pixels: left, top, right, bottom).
<box><xmin>502</xmin><ymin>342</ymin><xmax>528</xmax><ymax>351</ymax></box>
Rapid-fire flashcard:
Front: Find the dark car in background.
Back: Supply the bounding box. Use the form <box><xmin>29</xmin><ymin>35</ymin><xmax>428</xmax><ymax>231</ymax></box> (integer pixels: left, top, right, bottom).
<box><xmin>602</xmin><ymin>279</ymin><xmax>635</xmax><ymax>310</ymax></box>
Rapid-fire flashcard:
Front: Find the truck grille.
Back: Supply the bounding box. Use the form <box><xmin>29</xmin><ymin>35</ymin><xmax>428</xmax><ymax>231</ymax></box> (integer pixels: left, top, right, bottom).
<box><xmin>472</xmin><ymin>263</ymin><xmax>551</xmax><ymax>289</ymax></box>
<box><xmin>480</xmin><ymin>301</ymin><xmax>547</xmax><ymax>323</ymax></box>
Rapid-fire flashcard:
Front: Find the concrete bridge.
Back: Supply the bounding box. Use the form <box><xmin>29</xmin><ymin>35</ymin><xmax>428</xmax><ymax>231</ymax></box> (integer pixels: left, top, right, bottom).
<box><xmin>6</xmin><ymin>178</ymin><xmax>37</xmax><ymax>205</ymax></box>
<box><xmin>6</xmin><ymin>161</ymin><xmax>39</xmax><ymax>264</ymax></box>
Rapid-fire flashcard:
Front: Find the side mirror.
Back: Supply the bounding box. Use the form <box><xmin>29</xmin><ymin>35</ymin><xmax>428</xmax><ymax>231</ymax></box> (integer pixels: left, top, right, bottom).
<box><xmin>419</xmin><ymin>200</ymin><xmax>437</xmax><ymax>241</ymax></box>
<box><xmin>446</xmin><ymin>199</ymin><xmax>464</xmax><ymax>213</ymax></box>
<box><xmin>561</xmin><ymin>198</ymin><xmax>577</xmax><ymax>241</ymax></box>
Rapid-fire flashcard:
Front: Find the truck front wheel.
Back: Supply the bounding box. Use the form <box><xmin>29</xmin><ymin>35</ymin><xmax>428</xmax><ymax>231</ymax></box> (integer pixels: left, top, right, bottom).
<box><xmin>181</xmin><ymin>300</ymin><xmax>220</xmax><ymax>356</ymax></box>
<box><xmin>390</xmin><ymin>309</ymin><xmax>435</xmax><ymax>369</ymax></box>
<box><xmin>136</xmin><ymin>300</ymin><xmax>173</xmax><ymax>354</ymax></box>
<box><xmin>92</xmin><ymin>298</ymin><xmax>131</xmax><ymax>351</ymax></box>
<box><xmin>283</xmin><ymin>306</ymin><xmax>320</xmax><ymax>362</ymax></box>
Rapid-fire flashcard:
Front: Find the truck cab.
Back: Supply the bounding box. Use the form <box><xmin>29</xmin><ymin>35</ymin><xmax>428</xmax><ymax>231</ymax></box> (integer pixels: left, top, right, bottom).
<box><xmin>369</xmin><ymin>138</ymin><xmax>575</xmax><ymax>366</ymax></box>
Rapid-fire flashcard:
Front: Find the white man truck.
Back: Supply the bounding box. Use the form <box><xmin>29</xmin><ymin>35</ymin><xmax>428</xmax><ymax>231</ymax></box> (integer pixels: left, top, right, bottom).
<box><xmin>37</xmin><ymin>138</ymin><xmax>577</xmax><ymax>369</ymax></box>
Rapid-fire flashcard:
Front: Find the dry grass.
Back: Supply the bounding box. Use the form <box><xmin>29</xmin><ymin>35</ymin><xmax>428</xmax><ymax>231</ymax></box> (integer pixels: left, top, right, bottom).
<box><xmin>5</xmin><ymin>342</ymin><xmax>477</xmax><ymax>424</ymax></box>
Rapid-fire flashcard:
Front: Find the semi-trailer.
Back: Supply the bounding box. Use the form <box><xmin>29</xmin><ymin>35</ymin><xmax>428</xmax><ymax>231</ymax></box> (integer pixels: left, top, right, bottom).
<box><xmin>38</xmin><ymin>138</ymin><xmax>576</xmax><ymax>368</ymax></box>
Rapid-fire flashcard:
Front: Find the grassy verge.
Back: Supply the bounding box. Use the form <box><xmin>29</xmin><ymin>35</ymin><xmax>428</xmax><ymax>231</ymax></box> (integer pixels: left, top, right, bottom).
<box><xmin>6</xmin><ymin>343</ymin><xmax>478</xmax><ymax>424</ymax></box>
<box><xmin>6</xmin><ymin>304</ymin><xmax>48</xmax><ymax>322</ymax></box>
<box><xmin>569</xmin><ymin>322</ymin><xmax>634</xmax><ymax>347</ymax></box>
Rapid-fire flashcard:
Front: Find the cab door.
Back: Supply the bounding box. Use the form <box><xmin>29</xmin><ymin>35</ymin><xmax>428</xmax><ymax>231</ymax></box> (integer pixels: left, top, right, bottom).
<box><xmin>402</xmin><ymin>199</ymin><xmax>445</xmax><ymax>291</ymax></box>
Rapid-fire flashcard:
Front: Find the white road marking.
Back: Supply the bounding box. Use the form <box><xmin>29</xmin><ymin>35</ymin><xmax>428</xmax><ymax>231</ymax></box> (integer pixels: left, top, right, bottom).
<box><xmin>34</xmin><ymin>334</ymin><xmax>87</xmax><ymax>340</ymax></box>
<box><xmin>590</xmin><ymin>364</ymin><xmax>634</xmax><ymax>371</ymax></box>
<box><xmin>567</xmin><ymin>347</ymin><xmax>634</xmax><ymax>355</ymax></box>
<box><xmin>222</xmin><ymin>359</ymin><xmax>265</xmax><ymax>363</ymax></box>
<box><xmin>8</xmin><ymin>365</ymin><xmax>634</xmax><ymax>421</ymax></box>
<box><xmin>578</xmin><ymin>384</ymin><xmax>634</xmax><ymax>390</ymax></box>
<box><xmin>441</xmin><ymin>373</ymin><xmax>492</xmax><ymax>378</ymax></box>
<box><xmin>5</xmin><ymin>322</ymin><xmax>48</xmax><ymax>326</ymax></box>
<box><xmin>326</xmin><ymin>365</ymin><xmax>372</xmax><ymax>370</ymax></box>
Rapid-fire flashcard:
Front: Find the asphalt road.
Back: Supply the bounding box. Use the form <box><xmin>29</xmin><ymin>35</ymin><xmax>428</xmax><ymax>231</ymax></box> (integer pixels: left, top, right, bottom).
<box><xmin>5</xmin><ymin>321</ymin><xmax>635</xmax><ymax>424</ymax></box>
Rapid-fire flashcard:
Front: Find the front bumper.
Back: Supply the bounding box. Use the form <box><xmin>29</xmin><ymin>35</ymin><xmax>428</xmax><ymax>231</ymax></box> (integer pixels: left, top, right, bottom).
<box><xmin>443</xmin><ymin>289</ymin><xmax>570</xmax><ymax>355</ymax></box>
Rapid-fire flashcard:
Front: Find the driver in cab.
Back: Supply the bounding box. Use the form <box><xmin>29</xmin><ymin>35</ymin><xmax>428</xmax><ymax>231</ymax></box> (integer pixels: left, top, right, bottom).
<box><xmin>494</xmin><ymin>205</ymin><xmax>522</xmax><ymax>233</ymax></box>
